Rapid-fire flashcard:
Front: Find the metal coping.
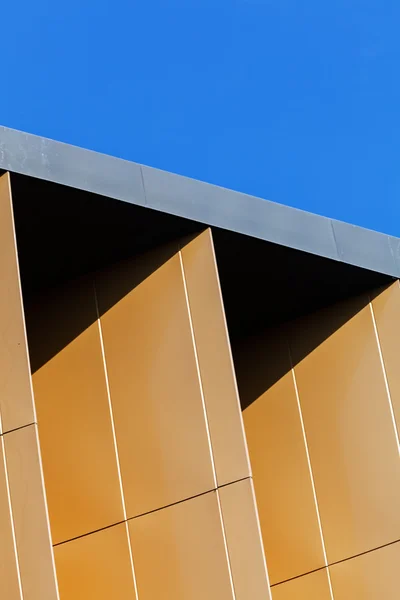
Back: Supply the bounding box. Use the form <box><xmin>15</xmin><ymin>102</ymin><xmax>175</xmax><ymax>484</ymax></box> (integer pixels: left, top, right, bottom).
<box><xmin>0</xmin><ymin>125</ymin><xmax>399</xmax><ymax>279</ymax></box>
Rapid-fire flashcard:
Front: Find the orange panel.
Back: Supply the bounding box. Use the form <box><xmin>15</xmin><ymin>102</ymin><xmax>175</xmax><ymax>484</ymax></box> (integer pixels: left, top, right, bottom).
<box><xmin>54</xmin><ymin>523</ymin><xmax>137</xmax><ymax>600</ymax></box>
<box><xmin>218</xmin><ymin>479</ymin><xmax>271</xmax><ymax>600</ymax></box>
<box><xmin>292</xmin><ymin>300</ymin><xmax>400</xmax><ymax>563</ymax></box>
<box><xmin>0</xmin><ymin>438</ymin><xmax>22</xmax><ymax>599</ymax></box>
<box><xmin>244</xmin><ymin>369</ymin><xmax>325</xmax><ymax>584</ymax></box>
<box><xmin>31</xmin><ymin>278</ymin><xmax>124</xmax><ymax>544</ymax></box>
<box><xmin>181</xmin><ymin>230</ymin><xmax>250</xmax><ymax>486</ymax></box>
<box><xmin>330</xmin><ymin>542</ymin><xmax>400</xmax><ymax>599</ymax></box>
<box><xmin>271</xmin><ymin>568</ymin><xmax>332</xmax><ymax>600</ymax></box>
<box><xmin>128</xmin><ymin>491</ymin><xmax>234</xmax><ymax>600</ymax></box>
<box><xmin>371</xmin><ymin>281</ymin><xmax>400</xmax><ymax>437</ymax></box>
<box><xmin>0</xmin><ymin>172</ymin><xmax>35</xmax><ymax>433</ymax></box>
<box><xmin>4</xmin><ymin>425</ymin><xmax>59</xmax><ymax>600</ymax></box>
<box><xmin>97</xmin><ymin>252</ymin><xmax>215</xmax><ymax>518</ymax></box>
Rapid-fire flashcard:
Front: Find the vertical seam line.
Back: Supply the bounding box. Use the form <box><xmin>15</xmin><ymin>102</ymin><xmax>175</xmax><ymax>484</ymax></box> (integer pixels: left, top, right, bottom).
<box><xmin>216</xmin><ymin>489</ymin><xmax>238</xmax><ymax>600</ymax></box>
<box><xmin>139</xmin><ymin>165</ymin><xmax>148</xmax><ymax>206</ymax></box>
<box><xmin>248</xmin><ymin>477</ymin><xmax>273</xmax><ymax>595</ymax></box>
<box><xmin>329</xmin><ymin>219</ymin><xmax>341</xmax><ymax>262</ymax></box>
<box><xmin>181</xmin><ymin>244</ymin><xmax>249</xmax><ymax>600</ymax></box>
<box><xmin>369</xmin><ymin>302</ymin><xmax>400</xmax><ymax>455</ymax></box>
<box><xmin>1</xmin><ymin>435</ymin><xmax>24</xmax><ymax>600</ymax></box>
<box><xmin>179</xmin><ymin>251</ymin><xmax>218</xmax><ymax>489</ymax></box>
<box><xmin>180</xmin><ymin>249</ymin><xmax>237</xmax><ymax>599</ymax></box>
<box><xmin>124</xmin><ymin>521</ymin><xmax>140</xmax><ymax>600</ymax></box>
<box><xmin>290</xmin><ymin>366</ymin><xmax>335</xmax><ymax>600</ymax></box>
<box><xmin>93</xmin><ymin>281</ymin><xmax>140</xmax><ymax>600</ymax></box>
<box><xmin>33</xmin><ymin>425</ymin><xmax>61</xmax><ymax>599</ymax></box>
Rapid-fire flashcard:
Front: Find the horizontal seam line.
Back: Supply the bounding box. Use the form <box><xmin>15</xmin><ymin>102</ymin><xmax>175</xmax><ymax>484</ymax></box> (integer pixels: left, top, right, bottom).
<box><xmin>129</xmin><ymin>475</ymin><xmax>252</xmax><ymax>521</ymax></box>
<box><xmin>53</xmin><ymin>519</ymin><xmax>126</xmax><ymax>547</ymax></box>
<box><xmin>270</xmin><ymin>566</ymin><xmax>327</xmax><ymax>587</ymax></box>
<box><xmin>328</xmin><ymin>537</ymin><xmax>400</xmax><ymax>568</ymax></box>
<box><xmin>53</xmin><ymin>475</ymin><xmax>252</xmax><ymax>548</ymax></box>
<box><xmin>1</xmin><ymin>421</ymin><xmax>37</xmax><ymax>437</ymax></box>
<box><xmin>270</xmin><ymin>537</ymin><xmax>400</xmax><ymax>587</ymax></box>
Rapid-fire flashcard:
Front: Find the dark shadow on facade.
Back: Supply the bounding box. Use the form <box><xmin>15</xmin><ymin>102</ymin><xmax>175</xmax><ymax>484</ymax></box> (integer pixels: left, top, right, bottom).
<box><xmin>25</xmin><ymin>241</ymin><xmax>182</xmax><ymax>374</ymax></box>
<box><xmin>233</xmin><ymin>285</ymin><xmax>391</xmax><ymax>411</ymax></box>
<box><xmin>13</xmin><ymin>171</ymin><xmax>393</xmax><ymax>360</ymax></box>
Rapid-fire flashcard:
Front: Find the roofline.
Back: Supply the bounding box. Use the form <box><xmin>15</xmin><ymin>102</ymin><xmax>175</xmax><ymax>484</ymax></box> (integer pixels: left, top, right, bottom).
<box><xmin>0</xmin><ymin>125</ymin><xmax>399</xmax><ymax>278</ymax></box>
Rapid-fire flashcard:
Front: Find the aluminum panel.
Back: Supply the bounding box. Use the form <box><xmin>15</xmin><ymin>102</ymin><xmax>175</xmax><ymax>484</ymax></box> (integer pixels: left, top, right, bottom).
<box><xmin>292</xmin><ymin>301</ymin><xmax>400</xmax><ymax>563</ymax></box>
<box><xmin>332</xmin><ymin>219</ymin><xmax>398</xmax><ymax>276</ymax></box>
<box><xmin>54</xmin><ymin>523</ymin><xmax>137</xmax><ymax>600</ymax></box>
<box><xmin>218</xmin><ymin>479</ymin><xmax>271</xmax><ymax>600</ymax></box>
<box><xmin>330</xmin><ymin>542</ymin><xmax>400</xmax><ymax>599</ymax></box>
<box><xmin>4</xmin><ymin>425</ymin><xmax>59</xmax><ymax>600</ymax></box>
<box><xmin>31</xmin><ymin>278</ymin><xmax>124</xmax><ymax>545</ymax></box>
<box><xmin>243</xmin><ymin>370</ymin><xmax>325</xmax><ymax>583</ymax></box>
<box><xmin>0</xmin><ymin>126</ymin><xmax>145</xmax><ymax>206</ymax></box>
<box><xmin>142</xmin><ymin>165</ymin><xmax>339</xmax><ymax>260</ymax></box>
<box><xmin>181</xmin><ymin>230</ymin><xmax>251</xmax><ymax>486</ymax></box>
<box><xmin>128</xmin><ymin>491</ymin><xmax>234</xmax><ymax>600</ymax></box>
<box><xmin>96</xmin><ymin>251</ymin><xmax>215</xmax><ymax>519</ymax></box>
<box><xmin>0</xmin><ymin>172</ymin><xmax>35</xmax><ymax>432</ymax></box>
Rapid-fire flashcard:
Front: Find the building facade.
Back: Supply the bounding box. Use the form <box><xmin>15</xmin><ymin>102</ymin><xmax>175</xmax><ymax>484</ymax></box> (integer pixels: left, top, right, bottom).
<box><xmin>0</xmin><ymin>127</ymin><xmax>400</xmax><ymax>599</ymax></box>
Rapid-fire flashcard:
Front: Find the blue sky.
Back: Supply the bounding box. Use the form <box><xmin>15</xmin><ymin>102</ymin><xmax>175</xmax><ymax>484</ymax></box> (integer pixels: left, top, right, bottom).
<box><xmin>2</xmin><ymin>1</ymin><xmax>400</xmax><ymax>234</ymax></box>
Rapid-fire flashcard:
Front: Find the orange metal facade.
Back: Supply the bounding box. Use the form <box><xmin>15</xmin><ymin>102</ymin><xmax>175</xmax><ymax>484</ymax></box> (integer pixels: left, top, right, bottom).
<box><xmin>2</xmin><ymin>164</ymin><xmax>400</xmax><ymax>599</ymax></box>
<box><xmin>237</xmin><ymin>287</ymin><xmax>400</xmax><ymax>598</ymax></box>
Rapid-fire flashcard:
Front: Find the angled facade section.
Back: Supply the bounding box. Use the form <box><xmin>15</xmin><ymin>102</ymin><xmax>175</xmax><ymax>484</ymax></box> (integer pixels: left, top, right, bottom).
<box><xmin>0</xmin><ymin>126</ymin><xmax>400</xmax><ymax>599</ymax></box>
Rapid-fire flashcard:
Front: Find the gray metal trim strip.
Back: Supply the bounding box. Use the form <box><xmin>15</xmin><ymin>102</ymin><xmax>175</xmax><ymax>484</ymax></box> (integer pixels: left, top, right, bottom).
<box><xmin>0</xmin><ymin>125</ymin><xmax>398</xmax><ymax>278</ymax></box>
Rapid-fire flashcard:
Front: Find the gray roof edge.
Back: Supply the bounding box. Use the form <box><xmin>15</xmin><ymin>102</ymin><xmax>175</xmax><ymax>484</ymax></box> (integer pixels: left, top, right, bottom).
<box><xmin>0</xmin><ymin>125</ymin><xmax>399</xmax><ymax>278</ymax></box>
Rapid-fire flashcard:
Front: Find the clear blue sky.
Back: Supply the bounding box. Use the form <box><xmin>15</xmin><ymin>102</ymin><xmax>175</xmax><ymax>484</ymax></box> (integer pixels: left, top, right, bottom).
<box><xmin>2</xmin><ymin>1</ymin><xmax>400</xmax><ymax>235</ymax></box>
